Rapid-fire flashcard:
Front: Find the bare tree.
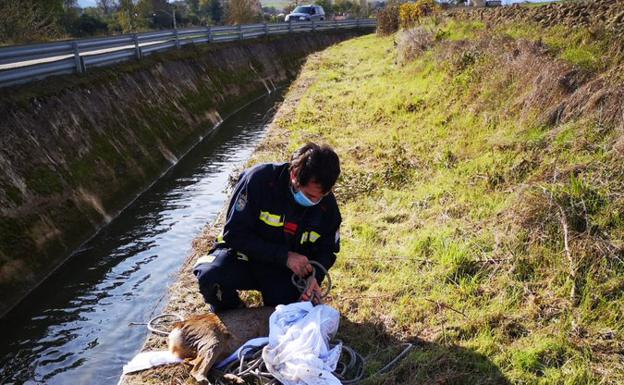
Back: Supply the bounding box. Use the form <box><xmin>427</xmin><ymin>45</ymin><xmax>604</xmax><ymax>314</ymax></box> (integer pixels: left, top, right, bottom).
<box><xmin>97</xmin><ymin>0</ymin><xmax>118</xmax><ymax>15</ymax></box>
<box><xmin>226</xmin><ymin>0</ymin><xmax>261</xmax><ymax>24</ymax></box>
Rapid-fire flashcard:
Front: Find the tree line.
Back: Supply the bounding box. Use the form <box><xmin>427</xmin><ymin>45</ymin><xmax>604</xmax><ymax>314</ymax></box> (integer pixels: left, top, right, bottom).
<box><xmin>0</xmin><ymin>0</ymin><xmax>377</xmax><ymax>45</ymax></box>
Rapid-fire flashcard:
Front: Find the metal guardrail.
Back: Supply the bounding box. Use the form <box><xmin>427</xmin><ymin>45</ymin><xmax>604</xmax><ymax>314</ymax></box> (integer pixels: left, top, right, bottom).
<box><xmin>0</xmin><ymin>19</ymin><xmax>376</xmax><ymax>88</ymax></box>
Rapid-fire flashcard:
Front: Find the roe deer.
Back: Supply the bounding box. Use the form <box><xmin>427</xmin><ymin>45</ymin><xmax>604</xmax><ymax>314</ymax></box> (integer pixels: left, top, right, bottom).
<box><xmin>168</xmin><ymin>307</ymin><xmax>273</xmax><ymax>382</ymax></box>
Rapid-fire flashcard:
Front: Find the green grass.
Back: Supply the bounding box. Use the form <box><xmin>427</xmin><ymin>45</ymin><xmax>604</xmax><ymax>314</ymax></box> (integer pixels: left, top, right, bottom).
<box><xmin>249</xmin><ymin>18</ymin><xmax>624</xmax><ymax>385</ymax></box>
<box><xmin>498</xmin><ymin>23</ymin><xmax>615</xmax><ymax>71</ymax></box>
<box><xmin>437</xmin><ymin>19</ymin><xmax>485</xmax><ymax>41</ymax></box>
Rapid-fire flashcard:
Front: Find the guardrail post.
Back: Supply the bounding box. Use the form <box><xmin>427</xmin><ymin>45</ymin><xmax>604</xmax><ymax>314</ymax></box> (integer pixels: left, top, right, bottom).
<box><xmin>356</xmin><ymin>18</ymin><xmax>360</xmax><ymax>29</ymax></box>
<box><xmin>174</xmin><ymin>29</ymin><xmax>180</xmax><ymax>48</ymax></box>
<box><xmin>207</xmin><ymin>25</ymin><xmax>212</xmax><ymax>42</ymax></box>
<box><xmin>132</xmin><ymin>33</ymin><xmax>142</xmax><ymax>59</ymax></box>
<box><xmin>288</xmin><ymin>19</ymin><xmax>292</xmax><ymax>33</ymax></box>
<box><xmin>264</xmin><ymin>22</ymin><xmax>269</xmax><ymax>37</ymax></box>
<box><xmin>334</xmin><ymin>19</ymin><xmax>338</xmax><ymax>30</ymax></box>
<box><xmin>238</xmin><ymin>24</ymin><xmax>243</xmax><ymax>40</ymax></box>
<box><xmin>72</xmin><ymin>42</ymin><xmax>84</xmax><ymax>74</ymax></box>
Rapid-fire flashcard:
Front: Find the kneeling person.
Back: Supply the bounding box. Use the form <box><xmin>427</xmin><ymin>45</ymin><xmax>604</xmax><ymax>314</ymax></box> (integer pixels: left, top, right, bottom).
<box><xmin>193</xmin><ymin>143</ymin><xmax>341</xmax><ymax>310</ymax></box>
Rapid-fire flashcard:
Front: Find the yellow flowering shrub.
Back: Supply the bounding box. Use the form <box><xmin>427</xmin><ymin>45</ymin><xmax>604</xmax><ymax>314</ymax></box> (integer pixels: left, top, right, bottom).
<box><xmin>399</xmin><ymin>0</ymin><xmax>439</xmax><ymax>29</ymax></box>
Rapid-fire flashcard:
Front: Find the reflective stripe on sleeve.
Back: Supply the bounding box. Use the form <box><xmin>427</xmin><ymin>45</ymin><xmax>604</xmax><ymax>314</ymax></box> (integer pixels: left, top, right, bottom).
<box><xmin>259</xmin><ymin>211</ymin><xmax>284</xmax><ymax>227</ymax></box>
<box><xmin>309</xmin><ymin>231</ymin><xmax>321</xmax><ymax>243</ymax></box>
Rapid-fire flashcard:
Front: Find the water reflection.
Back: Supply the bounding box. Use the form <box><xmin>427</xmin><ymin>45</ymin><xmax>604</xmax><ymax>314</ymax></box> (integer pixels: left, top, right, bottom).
<box><xmin>0</xmin><ymin>91</ymin><xmax>283</xmax><ymax>385</ymax></box>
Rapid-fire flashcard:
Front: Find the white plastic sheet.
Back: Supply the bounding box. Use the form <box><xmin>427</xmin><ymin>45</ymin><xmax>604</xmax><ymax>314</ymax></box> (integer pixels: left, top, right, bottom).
<box><xmin>122</xmin><ymin>350</ymin><xmax>183</xmax><ymax>374</ymax></box>
<box><xmin>262</xmin><ymin>302</ymin><xmax>343</xmax><ymax>385</ymax></box>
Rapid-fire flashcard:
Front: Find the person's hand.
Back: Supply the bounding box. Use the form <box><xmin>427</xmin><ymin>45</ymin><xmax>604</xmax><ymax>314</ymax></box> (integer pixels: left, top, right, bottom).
<box><xmin>287</xmin><ymin>251</ymin><xmax>312</xmax><ymax>277</ymax></box>
<box><xmin>300</xmin><ymin>278</ymin><xmax>322</xmax><ymax>305</ymax></box>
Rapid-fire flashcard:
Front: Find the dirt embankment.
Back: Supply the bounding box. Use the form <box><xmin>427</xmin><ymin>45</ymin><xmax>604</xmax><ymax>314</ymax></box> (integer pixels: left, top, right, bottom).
<box><xmin>0</xmin><ymin>30</ymin><xmax>368</xmax><ymax>317</ymax></box>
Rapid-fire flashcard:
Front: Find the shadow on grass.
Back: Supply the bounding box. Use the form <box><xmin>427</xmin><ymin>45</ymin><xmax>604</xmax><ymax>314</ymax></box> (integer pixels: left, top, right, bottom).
<box><xmin>337</xmin><ymin>317</ymin><xmax>510</xmax><ymax>385</ymax></box>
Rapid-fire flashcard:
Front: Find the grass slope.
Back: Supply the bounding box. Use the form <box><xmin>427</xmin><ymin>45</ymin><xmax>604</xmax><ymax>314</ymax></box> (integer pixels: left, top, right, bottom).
<box><xmin>248</xmin><ymin>18</ymin><xmax>624</xmax><ymax>385</ymax></box>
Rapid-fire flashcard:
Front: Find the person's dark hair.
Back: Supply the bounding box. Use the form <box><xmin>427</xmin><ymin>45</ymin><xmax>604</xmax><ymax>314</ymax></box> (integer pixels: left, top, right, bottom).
<box><xmin>290</xmin><ymin>143</ymin><xmax>340</xmax><ymax>193</ymax></box>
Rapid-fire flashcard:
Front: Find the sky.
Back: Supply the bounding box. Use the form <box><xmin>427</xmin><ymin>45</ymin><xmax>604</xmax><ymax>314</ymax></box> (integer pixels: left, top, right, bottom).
<box><xmin>78</xmin><ymin>0</ymin><xmax>97</xmax><ymax>7</ymax></box>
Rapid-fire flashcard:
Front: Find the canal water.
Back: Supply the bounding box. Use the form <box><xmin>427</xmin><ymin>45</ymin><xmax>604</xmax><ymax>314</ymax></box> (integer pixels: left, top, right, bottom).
<box><xmin>0</xmin><ymin>91</ymin><xmax>283</xmax><ymax>385</ymax></box>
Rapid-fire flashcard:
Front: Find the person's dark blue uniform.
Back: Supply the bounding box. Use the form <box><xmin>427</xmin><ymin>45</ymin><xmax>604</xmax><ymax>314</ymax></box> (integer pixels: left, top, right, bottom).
<box><xmin>193</xmin><ymin>162</ymin><xmax>341</xmax><ymax>310</ymax></box>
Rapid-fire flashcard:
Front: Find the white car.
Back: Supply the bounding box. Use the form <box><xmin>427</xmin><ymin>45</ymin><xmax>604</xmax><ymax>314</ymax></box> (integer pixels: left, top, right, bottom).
<box><xmin>285</xmin><ymin>5</ymin><xmax>326</xmax><ymax>22</ymax></box>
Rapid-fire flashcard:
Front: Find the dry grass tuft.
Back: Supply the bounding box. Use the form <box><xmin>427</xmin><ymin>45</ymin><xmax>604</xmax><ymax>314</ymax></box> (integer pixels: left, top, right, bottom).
<box><xmin>396</xmin><ymin>27</ymin><xmax>436</xmax><ymax>65</ymax></box>
<box><xmin>558</xmin><ymin>76</ymin><xmax>624</xmax><ymax>129</ymax></box>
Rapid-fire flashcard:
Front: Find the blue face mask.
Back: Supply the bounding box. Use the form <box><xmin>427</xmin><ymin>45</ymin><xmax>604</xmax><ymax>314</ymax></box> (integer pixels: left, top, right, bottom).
<box><xmin>291</xmin><ymin>186</ymin><xmax>320</xmax><ymax>207</ymax></box>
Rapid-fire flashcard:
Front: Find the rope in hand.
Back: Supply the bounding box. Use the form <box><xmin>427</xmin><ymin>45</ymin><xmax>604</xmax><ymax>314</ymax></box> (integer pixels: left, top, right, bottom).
<box><xmin>291</xmin><ymin>260</ymin><xmax>332</xmax><ymax>304</ymax></box>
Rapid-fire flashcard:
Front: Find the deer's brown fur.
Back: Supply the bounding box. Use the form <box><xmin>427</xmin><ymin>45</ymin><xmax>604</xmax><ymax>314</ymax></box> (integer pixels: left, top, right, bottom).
<box><xmin>168</xmin><ymin>307</ymin><xmax>273</xmax><ymax>382</ymax></box>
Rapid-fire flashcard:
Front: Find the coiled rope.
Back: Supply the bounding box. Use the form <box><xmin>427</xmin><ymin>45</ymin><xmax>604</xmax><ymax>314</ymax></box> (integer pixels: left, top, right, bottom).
<box><xmin>210</xmin><ymin>340</ymin><xmax>414</xmax><ymax>385</ymax></box>
<box><xmin>147</xmin><ymin>313</ymin><xmax>184</xmax><ymax>336</ymax></box>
